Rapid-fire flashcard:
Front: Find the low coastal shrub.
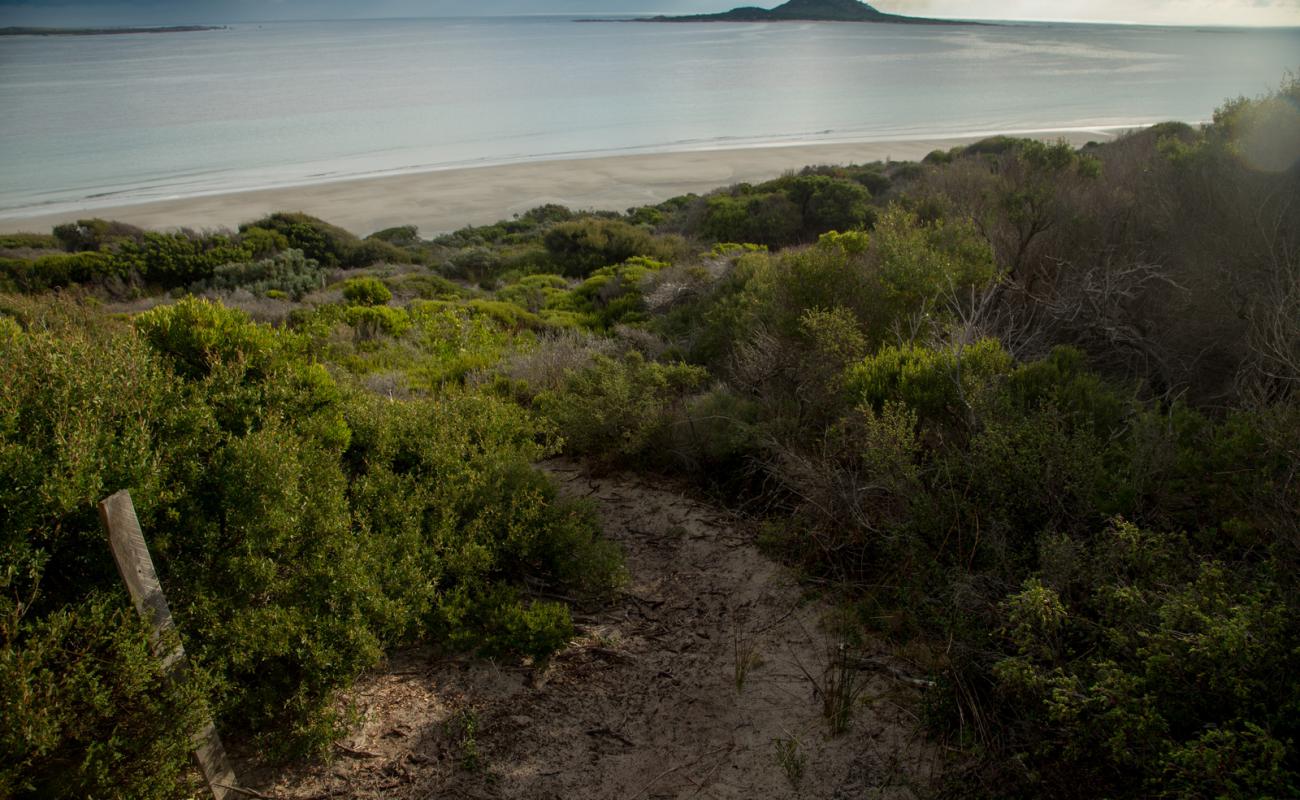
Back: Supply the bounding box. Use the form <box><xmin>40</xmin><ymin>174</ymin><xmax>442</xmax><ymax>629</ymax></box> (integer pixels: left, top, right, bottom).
<box><xmin>240</xmin><ymin>212</ymin><xmax>357</xmax><ymax>267</ymax></box>
<box><xmin>189</xmin><ymin>248</ymin><xmax>325</xmax><ymax>300</ymax></box>
<box><xmin>1</xmin><ymin>295</ymin><xmax>623</xmax><ymax>794</ymax></box>
<box><xmin>686</xmin><ymin>174</ymin><xmax>875</xmax><ymax>247</ymax></box>
<box><xmin>1</xmin><ymin>597</ymin><xmax>212</xmax><ymax>800</ymax></box>
<box><xmin>0</xmin><ymin>232</ymin><xmax>60</xmax><ymax>251</ymax></box>
<box><xmin>496</xmin><ymin>273</ymin><xmax>570</xmax><ymax>312</ymax></box>
<box><xmin>542</xmin><ymin>218</ymin><xmax>664</xmax><ymax>277</ymax></box>
<box><xmin>116</xmin><ymin>231</ymin><xmax>254</xmax><ymax>287</ymax></box>
<box><xmin>340</xmin><ymin>275</ymin><xmax>392</xmax><ymax>306</ymax></box>
<box><xmin>548</xmin><ymin>256</ymin><xmax>669</xmax><ymax>330</ymax></box>
<box><xmin>534</xmin><ymin>350</ymin><xmax>708</xmax><ymax>466</ymax></box>
<box><xmin>51</xmin><ymin>218</ymin><xmax>145</xmax><ymax>252</ymax></box>
<box><xmin>0</xmin><ymin>251</ymin><xmax>125</xmax><ymax>292</ymax></box>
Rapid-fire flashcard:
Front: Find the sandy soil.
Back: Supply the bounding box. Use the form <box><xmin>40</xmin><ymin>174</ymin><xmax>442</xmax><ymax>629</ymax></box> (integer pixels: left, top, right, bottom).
<box><xmin>234</xmin><ymin>461</ymin><xmax>942</xmax><ymax>800</ymax></box>
<box><xmin>0</xmin><ymin>131</ymin><xmax>1114</xmax><ymax>237</ymax></box>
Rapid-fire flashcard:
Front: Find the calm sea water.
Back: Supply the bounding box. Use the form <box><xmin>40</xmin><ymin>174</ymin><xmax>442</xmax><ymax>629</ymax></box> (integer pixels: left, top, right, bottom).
<box><xmin>1</xmin><ymin>16</ymin><xmax>1297</xmax><ymax>217</ymax></box>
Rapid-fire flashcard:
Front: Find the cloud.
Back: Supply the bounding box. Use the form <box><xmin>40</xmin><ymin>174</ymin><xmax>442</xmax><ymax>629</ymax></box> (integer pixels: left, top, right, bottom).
<box><xmin>876</xmin><ymin>0</ymin><xmax>1300</xmax><ymax>24</ymax></box>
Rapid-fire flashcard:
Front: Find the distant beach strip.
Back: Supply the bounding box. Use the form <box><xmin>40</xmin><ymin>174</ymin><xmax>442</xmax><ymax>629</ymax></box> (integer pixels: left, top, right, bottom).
<box><xmin>0</xmin><ymin>25</ymin><xmax>226</xmax><ymax>36</ymax></box>
<box><xmin>0</xmin><ymin>131</ymin><xmax>1120</xmax><ymax>237</ymax></box>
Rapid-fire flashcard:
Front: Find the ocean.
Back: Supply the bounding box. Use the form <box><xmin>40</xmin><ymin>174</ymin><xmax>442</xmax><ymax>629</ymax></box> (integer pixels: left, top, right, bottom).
<box><xmin>1</xmin><ymin>16</ymin><xmax>1296</xmax><ymax>219</ymax></box>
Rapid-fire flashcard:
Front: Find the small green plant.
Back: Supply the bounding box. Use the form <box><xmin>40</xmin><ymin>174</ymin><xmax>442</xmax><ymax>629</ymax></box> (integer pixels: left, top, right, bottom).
<box><xmin>732</xmin><ymin>617</ymin><xmax>763</xmax><ymax>693</ymax></box>
<box><xmin>796</xmin><ymin>638</ymin><xmax>864</xmax><ymax>737</ymax></box>
<box><xmin>773</xmin><ymin>734</ymin><xmax>807</xmax><ymax>790</ymax></box>
<box><xmin>447</xmin><ymin>708</ymin><xmax>483</xmax><ymax>773</ymax></box>
<box><xmin>821</xmin><ymin>644</ymin><xmax>861</xmax><ymax>736</ymax></box>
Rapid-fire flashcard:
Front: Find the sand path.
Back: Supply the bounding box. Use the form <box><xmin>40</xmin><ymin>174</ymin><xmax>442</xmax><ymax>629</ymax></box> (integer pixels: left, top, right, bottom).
<box><xmin>241</xmin><ymin>461</ymin><xmax>939</xmax><ymax>799</ymax></box>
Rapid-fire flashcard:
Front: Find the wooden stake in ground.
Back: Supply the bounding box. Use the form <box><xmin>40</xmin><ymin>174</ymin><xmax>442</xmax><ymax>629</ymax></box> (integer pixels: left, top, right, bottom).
<box><xmin>99</xmin><ymin>489</ymin><xmax>241</xmax><ymax>800</ymax></box>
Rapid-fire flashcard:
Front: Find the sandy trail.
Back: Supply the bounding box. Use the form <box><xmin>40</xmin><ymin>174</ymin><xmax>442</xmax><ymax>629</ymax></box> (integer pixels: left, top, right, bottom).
<box><xmin>242</xmin><ymin>462</ymin><xmax>939</xmax><ymax>799</ymax></box>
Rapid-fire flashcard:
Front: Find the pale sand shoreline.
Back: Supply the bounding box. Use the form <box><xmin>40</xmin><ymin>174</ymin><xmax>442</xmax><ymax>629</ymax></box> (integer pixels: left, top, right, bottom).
<box><xmin>0</xmin><ymin>131</ymin><xmax>1113</xmax><ymax>237</ymax></box>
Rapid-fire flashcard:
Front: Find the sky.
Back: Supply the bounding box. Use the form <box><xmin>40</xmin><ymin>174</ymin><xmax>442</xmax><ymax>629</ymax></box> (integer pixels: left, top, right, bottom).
<box><xmin>1</xmin><ymin>0</ymin><xmax>1298</xmax><ymax>27</ymax></box>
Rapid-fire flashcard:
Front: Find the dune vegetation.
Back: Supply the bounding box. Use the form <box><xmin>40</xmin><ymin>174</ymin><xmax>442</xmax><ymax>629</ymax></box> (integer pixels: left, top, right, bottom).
<box><xmin>3</xmin><ymin>78</ymin><xmax>1298</xmax><ymax>798</ymax></box>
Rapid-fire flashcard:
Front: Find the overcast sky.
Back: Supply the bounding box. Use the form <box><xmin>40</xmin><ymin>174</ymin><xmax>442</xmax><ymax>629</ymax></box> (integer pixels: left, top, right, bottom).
<box><xmin>1</xmin><ymin>0</ymin><xmax>1297</xmax><ymax>27</ymax></box>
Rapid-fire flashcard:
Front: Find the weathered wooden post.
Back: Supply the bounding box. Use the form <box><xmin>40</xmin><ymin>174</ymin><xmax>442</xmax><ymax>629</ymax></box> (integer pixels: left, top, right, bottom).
<box><xmin>99</xmin><ymin>490</ymin><xmax>241</xmax><ymax>800</ymax></box>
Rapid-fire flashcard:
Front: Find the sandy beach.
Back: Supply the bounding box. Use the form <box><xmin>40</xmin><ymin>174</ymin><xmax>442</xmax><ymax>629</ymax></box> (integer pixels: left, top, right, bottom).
<box><xmin>0</xmin><ymin>131</ymin><xmax>1113</xmax><ymax>237</ymax></box>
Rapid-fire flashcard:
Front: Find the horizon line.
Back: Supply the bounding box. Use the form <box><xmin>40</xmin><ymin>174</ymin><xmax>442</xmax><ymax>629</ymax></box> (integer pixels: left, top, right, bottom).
<box><xmin>7</xmin><ymin>14</ymin><xmax>1299</xmax><ymax>30</ymax></box>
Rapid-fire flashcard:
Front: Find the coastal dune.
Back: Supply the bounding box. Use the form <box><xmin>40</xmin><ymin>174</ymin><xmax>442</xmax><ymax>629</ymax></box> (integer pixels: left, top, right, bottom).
<box><xmin>0</xmin><ymin>132</ymin><xmax>1111</xmax><ymax>236</ymax></box>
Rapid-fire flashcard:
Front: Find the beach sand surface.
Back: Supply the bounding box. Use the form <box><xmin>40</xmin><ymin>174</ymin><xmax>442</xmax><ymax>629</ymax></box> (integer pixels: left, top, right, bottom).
<box><xmin>0</xmin><ymin>132</ymin><xmax>1112</xmax><ymax>236</ymax></box>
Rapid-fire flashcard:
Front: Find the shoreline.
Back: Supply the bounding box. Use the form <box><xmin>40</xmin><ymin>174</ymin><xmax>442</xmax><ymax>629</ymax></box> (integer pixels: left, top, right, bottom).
<box><xmin>0</xmin><ymin>131</ymin><xmax>1117</xmax><ymax>237</ymax></box>
<box><xmin>0</xmin><ymin>25</ymin><xmax>227</xmax><ymax>36</ymax></box>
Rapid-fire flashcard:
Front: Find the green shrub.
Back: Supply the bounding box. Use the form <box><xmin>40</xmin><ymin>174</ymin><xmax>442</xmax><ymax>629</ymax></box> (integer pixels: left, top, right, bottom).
<box><xmin>960</xmin><ymin>402</ymin><xmax>1112</xmax><ymax>550</ymax></box>
<box><xmin>442</xmin><ymin>246</ymin><xmax>504</xmax><ymax>284</ymax></box>
<box><xmin>864</xmin><ymin>206</ymin><xmax>996</xmax><ymax>338</ymax></box>
<box><xmin>550</xmin><ymin>256</ymin><xmax>668</xmax><ymax>330</ymax></box>
<box><xmin>117</xmin><ymin>232</ymin><xmax>253</xmax><ymax>287</ymax></box>
<box><xmin>1</xmin><ymin>596</ymin><xmax>211</xmax><ymax>800</ymax></box>
<box><xmin>189</xmin><ymin>249</ymin><xmax>324</xmax><ymax>300</ymax></box>
<box><xmin>237</xmin><ymin>226</ymin><xmax>289</xmax><ymax>259</ymax></box>
<box><xmin>666</xmin><ymin>205</ymin><xmax>996</xmax><ymax>374</ymax></box>
<box><xmin>462</xmin><ymin>299</ymin><xmax>547</xmax><ymax>331</ymax></box>
<box><xmin>847</xmin><ymin>338</ymin><xmax>1013</xmax><ymax>434</ymax></box>
<box><xmin>496</xmin><ymin>273</ymin><xmax>570</xmax><ymax>312</ymax></box>
<box><xmin>1</xmin><ymin>229</ymin><xmax>260</xmax><ymax>291</ymax></box>
<box><xmin>959</xmin><ymin>135</ymin><xmax>1022</xmax><ymax>157</ymax></box>
<box><xmin>345</xmin><ymin>305</ymin><xmax>410</xmax><ymax>339</ymax></box>
<box><xmin>407</xmin><ymin>302</ymin><xmax>513</xmax><ymax>385</ymax></box>
<box><xmin>395</xmin><ymin>272</ymin><xmax>470</xmax><ymax>300</ymax></box>
<box><xmin>700</xmin><ymin>192</ymin><xmax>803</xmax><ymax>248</ymax></box>
<box><xmin>347</xmin><ymin>238</ymin><xmax>412</xmax><ymax>267</ymax></box>
<box><xmin>0</xmin><ymin>232</ymin><xmax>59</xmax><ymax>250</ymax></box>
<box><xmin>991</xmin><ymin>522</ymin><xmax>1300</xmax><ymax>798</ymax></box>
<box><xmin>134</xmin><ymin>296</ymin><xmax>283</xmax><ymax>382</ymax></box>
<box><xmin>1</xmin><ymin>295</ymin><xmax>624</xmax><ymax>789</ymax></box>
<box><xmin>437</xmin><ymin>583</ymin><xmax>577</xmax><ymax>664</ymax></box>
<box><xmin>816</xmin><ymin>229</ymin><xmax>871</xmax><ymax>254</ymax></box>
<box><xmin>51</xmin><ymin>219</ymin><xmax>144</xmax><ymax>252</ymax></box>
<box><xmin>0</xmin><ymin>305</ymin><xmax>192</xmax><ymax>600</ymax></box>
<box><xmin>341</xmin><ymin>276</ymin><xmax>392</xmax><ymax>306</ymax></box>
<box><xmin>241</xmin><ymin>212</ymin><xmax>358</xmax><ymax>268</ymax></box>
<box><xmin>342</xmin><ymin>390</ymin><xmax>624</xmax><ymax>628</ymax></box>
<box><xmin>768</xmin><ymin>174</ymin><xmax>874</xmax><ymax>237</ymax></box>
<box><xmin>366</xmin><ymin>225</ymin><xmax>420</xmax><ymax>247</ymax></box>
<box><xmin>693</xmin><ymin>175</ymin><xmax>875</xmax><ymax>247</ymax></box>
<box><xmin>0</xmin><ymin>305</ymin><xmax>215</xmax><ymax>792</ymax></box>
<box><xmin>1007</xmin><ymin>346</ymin><xmax>1127</xmax><ymax>436</ymax></box>
<box><xmin>518</xmin><ymin>203</ymin><xmax>574</xmax><ymax>226</ymax></box>
<box><xmin>0</xmin><ymin>251</ymin><xmax>125</xmax><ymax>292</ymax></box>
<box><xmin>659</xmin><ymin>386</ymin><xmax>762</xmax><ymax>479</ymax></box>
<box><xmin>535</xmin><ymin>351</ymin><xmax>708</xmax><ymax>464</ymax></box>
<box><xmin>543</xmin><ymin>218</ymin><xmax>662</xmax><ymax>277</ymax></box>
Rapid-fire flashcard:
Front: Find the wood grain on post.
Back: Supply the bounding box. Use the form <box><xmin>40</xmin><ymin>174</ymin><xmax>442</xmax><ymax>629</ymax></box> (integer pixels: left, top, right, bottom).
<box><xmin>99</xmin><ymin>490</ymin><xmax>240</xmax><ymax>800</ymax></box>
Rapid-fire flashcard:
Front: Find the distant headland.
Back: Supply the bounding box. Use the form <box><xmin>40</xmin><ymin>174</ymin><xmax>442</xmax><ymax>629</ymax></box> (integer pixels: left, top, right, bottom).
<box><xmin>625</xmin><ymin>0</ymin><xmax>971</xmax><ymax>25</ymax></box>
<box><xmin>0</xmin><ymin>25</ymin><xmax>226</xmax><ymax>36</ymax></box>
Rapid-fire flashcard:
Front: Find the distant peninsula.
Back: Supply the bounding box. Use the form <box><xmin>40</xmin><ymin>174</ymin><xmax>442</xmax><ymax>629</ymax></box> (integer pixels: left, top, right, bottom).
<box><xmin>0</xmin><ymin>25</ymin><xmax>225</xmax><ymax>36</ymax></box>
<box><xmin>628</xmin><ymin>0</ymin><xmax>967</xmax><ymax>25</ymax></box>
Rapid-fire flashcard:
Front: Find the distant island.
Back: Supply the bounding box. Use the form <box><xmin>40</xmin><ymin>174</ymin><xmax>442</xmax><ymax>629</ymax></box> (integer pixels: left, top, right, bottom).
<box><xmin>0</xmin><ymin>25</ymin><xmax>225</xmax><ymax>36</ymax></box>
<box><xmin>630</xmin><ymin>0</ymin><xmax>969</xmax><ymax>25</ymax></box>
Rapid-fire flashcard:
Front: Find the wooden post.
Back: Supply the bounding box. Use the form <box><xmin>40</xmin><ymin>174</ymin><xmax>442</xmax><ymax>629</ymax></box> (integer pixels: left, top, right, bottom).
<box><xmin>99</xmin><ymin>490</ymin><xmax>241</xmax><ymax>800</ymax></box>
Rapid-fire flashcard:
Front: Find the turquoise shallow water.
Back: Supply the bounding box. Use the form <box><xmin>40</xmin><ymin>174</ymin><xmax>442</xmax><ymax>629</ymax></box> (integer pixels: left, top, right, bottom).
<box><xmin>1</xmin><ymin>16</ymin><xmax>1297</xmax><ymax>217</ymax></box>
